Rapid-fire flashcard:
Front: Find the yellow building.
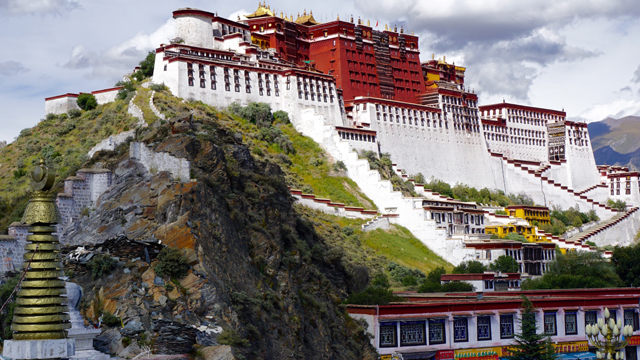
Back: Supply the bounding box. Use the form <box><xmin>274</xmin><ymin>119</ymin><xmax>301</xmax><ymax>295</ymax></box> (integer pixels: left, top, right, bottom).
<box><xmin>507</xmin><ymin>205</ymin><xmax>550</xmax><ymax>226</ymax></box>
<box><xmin>485</xmin><ymin>223</ymin><xmax>548</xmax><ymax>243</ymax></box>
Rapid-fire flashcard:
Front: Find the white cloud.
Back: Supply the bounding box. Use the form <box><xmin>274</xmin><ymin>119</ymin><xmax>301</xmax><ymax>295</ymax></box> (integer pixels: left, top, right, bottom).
<box><xmin>229</xmin><ymin>9</ymin><xmax>249</xmax><ymax>22</ymax></box>
<box><xmin>576</xmin><ymin>99</ymin><xmax>640</xmax><ymax>123</ymax></box>
<box><xmin>61</xmin><ymin>18</ymin><xmax>175</xmax><ymax>80</ymax></box>
<box><xmin>0</xmin><ymin>61</ymin><xmax>28</xmax><ymax>76</ymax></box>
<box><xmin>0</xmin><ymin>0</ymin><xmax>79</xmax><ymax>16</ymax></box>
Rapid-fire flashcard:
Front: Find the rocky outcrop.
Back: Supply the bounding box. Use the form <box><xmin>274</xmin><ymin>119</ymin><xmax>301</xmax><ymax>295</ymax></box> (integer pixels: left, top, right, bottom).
<box><xmin>65</xmin><ymin>120</ymin><xmax>376</xmax><ymax>359</ymax></box>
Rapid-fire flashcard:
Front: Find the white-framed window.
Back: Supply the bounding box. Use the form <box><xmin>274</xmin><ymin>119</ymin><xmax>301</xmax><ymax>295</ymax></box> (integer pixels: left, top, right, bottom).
<box><xmin>401</xmin><ymin>322</ymin><xmax>426</xmax><ymax>346</ymax></box>
<box><xmin>565</xmin><ymin>312</ymin><xmax>577</xmax><ymax>335</ymax></box>
<box><xmin>428</xmin><ymin>320</ymin><xmax>445</xmax><ymax>344</ymax></box>
<box><xmin>454</xmin><ymin>318</ymin><xmax>468</xmax><ymax>342</ymax></box>
<box><xmin>500</xmin><ymin>315</ymin><xmax>514</xmax><ymax>338</ymax></box>
<box><xmin>544</xmin><ymin>312</ymin><xmax>557</xmax><ymax>335</ymax></box>
<box><xmin>379</xmin><ymin>323</ymin><xmax>397</xmax><ymax>348</ymax></box>
<box><xmin>477</xmin><ymin>316</ymin><xmax>491</xmax><ymax>340</ymax></box>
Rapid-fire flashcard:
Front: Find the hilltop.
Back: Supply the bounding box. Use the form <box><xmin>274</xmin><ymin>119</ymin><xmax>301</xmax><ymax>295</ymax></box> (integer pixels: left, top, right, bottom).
<box><xmin>0</xmin><ymin>82</ymin><xmax>452</xmax><ymax>359</ymax></box>
<box><xmin>589</xmin><ymin>115</ymin><xmax>640</xmax><ymax>168</ymax></box>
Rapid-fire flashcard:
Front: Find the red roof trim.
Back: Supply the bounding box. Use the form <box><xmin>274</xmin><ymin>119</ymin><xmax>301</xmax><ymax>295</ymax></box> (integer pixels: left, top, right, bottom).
<box><xmin>45</xmin><ymin>93</ymin><xmax>79</xmax><ymax>101</ymax></box>
<box><xmin>91</xmin><ymin>86</ymin><xmax>124</xmax><ymax>95</ymax></box>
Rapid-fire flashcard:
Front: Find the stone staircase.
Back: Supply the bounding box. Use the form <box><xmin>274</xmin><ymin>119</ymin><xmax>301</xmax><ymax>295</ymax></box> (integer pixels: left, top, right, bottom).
<box><xmin>489</xmin><ymin>152</ymin><xmax>617</xmax><ymax>219</ymax></box>
<box><xmin>295</xmin><ymin>108</ymin><xmax>476</xmax><ymax>264</ymax></box>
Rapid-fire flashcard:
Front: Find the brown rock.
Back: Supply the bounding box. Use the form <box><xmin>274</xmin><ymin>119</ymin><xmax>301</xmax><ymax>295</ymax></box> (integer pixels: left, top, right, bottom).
<box><xmin>200</xmin><ymin>345</ymin><xmax>235</xmax><ymax>360</ymax></box>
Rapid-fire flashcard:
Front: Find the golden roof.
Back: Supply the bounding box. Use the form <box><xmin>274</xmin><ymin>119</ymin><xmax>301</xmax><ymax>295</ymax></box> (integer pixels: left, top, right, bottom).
<box><xmin>245</xmin><ymin>2</ymin><xmax>274</xmax><ymax>18</ymax></box>
<box><xmin>295</xmin><ymin>10</ymin><xmax>320</xmax><ymax>25</ymax></box>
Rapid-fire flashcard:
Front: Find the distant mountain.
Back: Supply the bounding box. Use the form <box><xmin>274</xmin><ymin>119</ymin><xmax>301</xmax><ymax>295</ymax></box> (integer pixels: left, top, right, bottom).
<box><xmin>588</xmin><ymin>116</ymin><xmax>640</xmax><ymax>169</ymax></box>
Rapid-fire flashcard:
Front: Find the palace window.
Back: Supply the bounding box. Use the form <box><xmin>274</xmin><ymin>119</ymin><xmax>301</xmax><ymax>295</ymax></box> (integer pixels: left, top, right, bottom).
<box><xmin>246</xmin><ymin>85</ymin><xmax>251</xmax><ymax>93</ymax></box>
<box><xmin>477</xmin><ymin>316</ymin><xmax>491</xmax><ymax>340</ymax></box>
<box><xmin>454</xmin><ymin>318</ymin><xmax>468</xmax><ymax>342</ymax></box>
<box><xmin>200</xmin><ymin>79</ymin><xmax>206</xmax><ymax>88</ymax></box>
<box><xmin>500</xmin><ymin>315</ymin><xmax>514</xmax><ymax>338</ymax></box>
<box><xmin>211</xmin><ymin>81</ymin><xmax>216</xmax><ymax>90</ymax></box>
<box><xmin>234</xmin><ymin>84</ymin><xmax>240</xmax><ymax>92</ymax></box>
<box><xmin>625</xmin><ymin>310</ymin><xmax>638</xmax><ymax>331</ymax></box>
<box><xmin>565</xmin><ymin>312</ymin><xmax>577</xmax><ymax>335</ymax></box>
<box><xmin>225</xmin><ymin>83</ymin><xmax>230</xmax><ymax>91</ymax></box>
<box><xmin>544</xmin><ymin>312</ymin><xmax>557</xmax><ymax>335</ymax></box>
<box><xmin>380</xmin><ymin>324</ymin><xmax>397</xmax><ymax>347</ymax></box>
<box><xmin>401</xmin><ymin>322</ymin><xmax>426</xmax><ymax>346</ymax></box>
<box><xmin>428</xmin><ymin>320</ymin><xmax>445</xmax><ymax>345</ymax></box>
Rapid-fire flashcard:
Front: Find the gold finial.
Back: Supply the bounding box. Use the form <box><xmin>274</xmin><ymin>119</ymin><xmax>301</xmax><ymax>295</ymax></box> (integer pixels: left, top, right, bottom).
<box><xmin>350</xmin><ymin>15</ymin><xmax>354</xmax><ymax>23</ymax></box>
<box><xmin>385</xmin><ymin>24</ymin><xmax>388</xmax><ymax>31</ymax></box>
<box><xmin>432</xmin><ymin>53</ymin><xmax>434</xmax><ymax>60</ymax></box>
<box><xmin>281</xmin><ymin>11</ymin><xmax>283</xmax><ymax>18</ymax></box>
<box><xmin>394</xmin><ymin>25</ymin><xmax>397</xmax><ymax>32</ymax></box>
<box><xmin>298</xmin><ymin>12</ymin><xmax>300</xmax><ymax>17</ymax></box>
<box><xmin>367</xmin><ymin>20</ymin><xmax>370</xmax><ymax>26</ymax></box>
<box><xmin>303</xmin><ymin>9</ymin><xmax>306</xmax><ymax>16</ymax></box>
<box><xmin>310</xmin><ymin>10</ymin><xmax>313</xmax><ymax>15</ymax></box>
<box><xmin>337</xmin><ymin>14</ymin><xmax>339</xmax><ymax>20</ymax></box>
<box><xmin>400</xmin><ymin>26</ymin><xmax>403</xmax><ymax>33</ymax></box>
<box><xmin>412</xmin><ymin>31</ymin><xmax>414</xmax><ymax>35</ymax></box>
<box><xmin>358</xmin><ymin>17</ymin><xmax>361</xmax><ymax>25</ymax></box>
<box><xmin>11</xmin><ymin>159</ymin><xmax>70</xmax><ymax>340</ymax></box>
<box><xmin>238</xmin><ymin>15</ymin><xmax>241</xmax><ymax>20</ymax></box>
<box><xmin>267</xmin><ymin>4</ymin><xmax>270</xmax><ymax>9</ymax></box>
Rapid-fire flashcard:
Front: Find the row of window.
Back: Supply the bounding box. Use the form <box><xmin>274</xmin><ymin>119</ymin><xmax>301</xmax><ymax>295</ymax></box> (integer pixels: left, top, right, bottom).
<box><xmin>485</xmin><ymin>133</ymin><xmax>547</xmax><ymax>147</ymax></box>
<box><xmin>380</xmin><ymin>310</ymin><xmax>638</xmax><ymax>348</ymax></box>
<box><xmin>431</xmin><ymin>212</ymin><xmax>485</xmax><ymax>226</ymax></box>
<box><xmin>339</xmin><ymin>131</ymin><xmax>376</xmax><ymax>143</ymax></box>
<box><xmin>443</xmin><ymin>95</ymin><xmax>477</xmax><ymax>108</ymax></box>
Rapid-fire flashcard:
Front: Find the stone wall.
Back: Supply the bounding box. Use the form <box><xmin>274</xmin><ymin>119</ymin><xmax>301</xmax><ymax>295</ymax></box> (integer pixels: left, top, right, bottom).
<box><xmin>130</xmin><ymin>142</ymin><xmax>191</xmax><ymax>182</ymax></box>
<box><xmin>0</xmin><ymin>141</ymin><xmax>6</xmax><ymax>150</ymax></box>
<box><xmin>0</xmin><ymin>237</ymin><xmax>21</xmax><ymax>274</ymax></box>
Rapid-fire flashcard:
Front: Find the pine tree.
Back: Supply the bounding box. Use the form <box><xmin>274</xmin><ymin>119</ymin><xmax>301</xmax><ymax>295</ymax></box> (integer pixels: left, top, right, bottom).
<box><xmin>507</xmin><ymin>296</ymin><xmax>559</xmax><ymax>360</ymax></box>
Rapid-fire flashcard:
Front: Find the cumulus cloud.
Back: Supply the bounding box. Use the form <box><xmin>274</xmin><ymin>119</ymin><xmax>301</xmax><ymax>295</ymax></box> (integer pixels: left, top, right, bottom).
<box><xmin>0</xmin><ymin>0</ymin><xmax>79</xmax><ymax>16</ymax></box>
<box><xmin>619</xmin><ymin>86</ymin><xmax>632</xmax><ymax>92</ymax></box>
<box><xmin>61</xmin><ymin>18</ymin><xmax>175</xmax><ymax>80</ymax></box>
<box><xmin>577</xmin><ymin>99</ymin><xmax>640</xmax><ymax>123</ymax></box>
<box><xmin>0</xmin><ymin>61</ymin><xmax>28</xmax><ymax>76</ymax></box>
<box><xmin>354</xmin><ymin>0</ymin><xmax>633</xmax><ymax>101</ymax></box>
<box><xmin>229</xmin><ymin>9</ymin><xmax>249</xmax><ymax>22</ymax></box>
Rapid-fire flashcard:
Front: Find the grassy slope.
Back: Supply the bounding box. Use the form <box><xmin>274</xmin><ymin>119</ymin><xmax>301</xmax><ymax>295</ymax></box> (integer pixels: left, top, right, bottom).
<box><xmin>298</xmin><ymin>206</ymin><xmax>452</xmax><ymax>286</ymax></box>
<box><xmin>361</xmin><ymin>226</ymin><xmax>453</xmax><ymax>274</ymax></box>
<box><xmin>0</xmin><ymin>99</ymin><xmax>138</xmax><ymax>232</ymax></box>
<box><xmin>152</xmin><ymin>91</ymin><xmax>376</xmax><ymax>209</ymax></box>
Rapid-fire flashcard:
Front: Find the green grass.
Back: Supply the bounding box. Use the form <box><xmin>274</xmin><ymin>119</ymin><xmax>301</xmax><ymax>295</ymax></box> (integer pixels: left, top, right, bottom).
<box><xmin>132</xmin><ymin>86</ymin><xmax>158</xmax><ymax>124</ymax></box>
<box><xmin>0</xmin><ymin>99</ymin><xmax>138</xmax><ymax>232</ymax></box>
<box><xmin>361</xmin><ymin>225</ymin><xmax>453</xmax><ymax>274</ymax></box>
<box><xmin>298</xmin><ymin>206</ymin><xmax>452</xmax><ymax>283</ymax></box>
<box><xmin>281</xmin><ymin>126</ymin><xmax>375</xmax><ymax>209</ymax></box>
<box><xmin>151</xmin><ymin>94</ymin><xmax>376</xmax><ymax>209</ymax></box>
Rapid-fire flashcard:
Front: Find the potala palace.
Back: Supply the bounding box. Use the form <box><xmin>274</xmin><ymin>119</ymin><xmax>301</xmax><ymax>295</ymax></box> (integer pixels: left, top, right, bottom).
<box><xmin>40</xmin><ymin>5</ymin><xmax>640</xmax><ymax>272</ymax></box>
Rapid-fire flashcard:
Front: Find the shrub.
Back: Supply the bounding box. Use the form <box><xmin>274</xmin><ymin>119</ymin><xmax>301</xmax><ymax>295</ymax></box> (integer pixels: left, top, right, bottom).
<box><xmin>387</xmin><ymin>262</ymin><xmax>425</xmax><ymax>284</ymax></box>
<box><xmin>139</xmin><ymin>51</ymin><xmax>155</xmax><ymax>78</ymax></box>
<box><xmin>273</xmin><ymin>110</ymin><xmax>290</xmax><ymax>124</ymax></box>
<box><xmin>101</xmin><ymin>311</ymin><xmax>121</xmax><ymax>327</ymax></box>
<box><xmin>452</xmin><ymin>260</ymin><xmax>486</xmax><ymax>274</ymax></box>
<box><xmin>333</xmin><ymin>161</ymin><xmax>347</xmax><ymax>171</ymax></box>
<box><xmin>87</xmin><ymin>254</ymin><xmax>116</xmax><ymax>280</ymax></box>
<box><xmin>154</xmin><ymin>247</ymin><xmax>190</xmax><ymax>279</ymax></box>
<box><xmin>149</xmin><ymin>83</ymin><xmax>167</xmax><ymax>91</ymax></box>
<box><xmin>495</xmin><ymin>210</ymin><xmax>508</xmax><ymax>215</ymax></box>
<box><xmin>116</xmin><ymin>81</ymin><xmax>136</xmax><ymax>100</ymax></box>
<box><xmin>67</xmin><ymin>109</ymin><xmax>82</xmax><ymax>118</ymax></box>
<box><xmin>414</xmin><ymin>172</ymin><xmax>426</xmax><ymax>184</ymax></box>
<box><xmin>217</xmin><ymin>329</ymin><xmax>249</xmax><ymax>347</ymax></box>
<box><xmin>77</xmin><ymin>93</ymin><xmax>98</xmax><ymax>111</ymax></box>
<box><xmin>607</xmin><ymin>199</ymin><xmax>627</xmax><ymax>211</ymax></box>
<box><xmin>122</xmin><ymin>337</ymin><xmax>132</xmax><ymax>348</ymax></box>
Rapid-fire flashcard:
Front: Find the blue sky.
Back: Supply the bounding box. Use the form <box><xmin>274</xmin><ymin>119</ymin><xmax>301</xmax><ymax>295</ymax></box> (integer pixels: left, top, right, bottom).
<box><xmin>1</xmin><ymin>0</ymin><xmax>640</xmax><ymax>143</ymax></box>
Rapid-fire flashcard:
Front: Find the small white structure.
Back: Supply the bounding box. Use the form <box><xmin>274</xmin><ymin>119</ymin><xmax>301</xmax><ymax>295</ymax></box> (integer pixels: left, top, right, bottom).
<box><xmin>44</xmin><ymin>93</ymin><xmax>80</xmax><ymax>115</ymax></box>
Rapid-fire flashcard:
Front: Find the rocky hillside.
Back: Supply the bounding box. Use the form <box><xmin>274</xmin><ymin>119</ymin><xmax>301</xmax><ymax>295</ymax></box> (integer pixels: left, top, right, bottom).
<box><xmin>589</xmin><ymin>115</ymin><xmax>640</xmax><ymax>168</ymax></box>
<box><xmin>58</xmin><ymin>107</ymin><xmax>378</xmax><ymax>359</ymax></box>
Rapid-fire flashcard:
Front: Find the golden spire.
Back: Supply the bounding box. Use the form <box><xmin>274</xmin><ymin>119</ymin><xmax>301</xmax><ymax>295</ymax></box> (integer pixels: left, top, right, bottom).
<box><xmin>337</xmin><ymin>14</ymin><xmax>339</xmax><ymax>20</ymax></box>
<box><xmin>280</xmin><ymin>11</ymin><xmax>283</xmax><ymax>18</ymax></box>
<box><xmin>358</xmin><ymin>17</ymin><xmax>361</xmax><ymax>25</ymax></box>
<box><xmin>303</xmin><ymin>9</ymin><xmax>306</xmax><ymax>16</ymax></box>
<box><xmin>400</xmin><ymin>26</ymin><xmax>403</xmax><ymax>33</ymax></box>
<box><xmin>10</xmin><ymin>159</ymin><xmax>70</xmax><ymax>340</ymax></box>
<box><xmin>394</xmin><ymin>24</ymin><xmax>397</xmax><ymax>32</ymax></box>
<box><xmin>412</xmin><ymin>31</ymin><xmax>414</xmax><ymax>35</ymax></box>
<box><xmin>350</xmin><ymin>14</ymin><xmax>354</xmax><ymax>23</ymax></box>
<box><xmin>367</xmin><ymin>20</ymin><xmax>370</xmax><ymax>26</ymax></box>
<box><xmin>385</xmin><ymin>24</ymin><xmax>388</xmax><ymax>31</ymax></box>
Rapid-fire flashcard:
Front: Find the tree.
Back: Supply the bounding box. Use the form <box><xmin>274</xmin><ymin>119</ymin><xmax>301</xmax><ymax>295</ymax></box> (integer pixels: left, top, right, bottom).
<box><xmin>345</xmin><ymin>273</ymin><xmax>404</xmax><ymax>305</ymax></box>
<box><xmin>522</xmin><ymin>251</ymin><xmax>622</xmax><ymax>290</ymax></box>
<box><xmin>490</xmin><ymin>255</ymin><xmax>519</xmax><ymax>273</ymax></box>
<box><xmin>426</xmin><ymin>266</ymin><xmax>446</xmax><ymax>284</ymax></box>
<box><xmin>507</xmin><ymin>296</ymin><xmax>558</xmax><ymax>360</ymax></box>
<box><xmin>611</xmin><ymin>243</ymin><xmax>640</xmax><ymax>287</ymax></box>
<box><xmin>452</xmin><ymin>260</ymin><xmax>486</xmax><ymax>274</ymax></box>
<box><xmin>76</xmin><ymin>93</ymin><xmax>97</xmax><ymax>111</ymax></box>
<box><xmin>139</xmin><ymin>51</ymin><xmax>155</xmax><ymax>78</ymax></box>
<box><xmin>417</xmin><ymin>267</ymin><xmax>474</xmax><ymax>293</ymax></box>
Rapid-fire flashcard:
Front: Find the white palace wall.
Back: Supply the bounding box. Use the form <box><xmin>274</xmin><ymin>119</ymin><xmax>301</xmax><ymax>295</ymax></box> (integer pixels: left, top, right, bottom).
<box><xmin>564</xmin><ymin>142</ymin><xmax>600</xmax><ymax>192</ymax></box>
<box><xmin>354</xmin><ymin>103</ymin><xmax>503</xmax><ymax>190</ymax></box>
<box><xmin>153</xmin><ymin>54</ymin><xmax>344</xmax><ymax>128</ymax></box>
<box><xmin>45</xmin><ymin>95</ymin><xmax>80</xmax><ymax>115</ymax></box>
